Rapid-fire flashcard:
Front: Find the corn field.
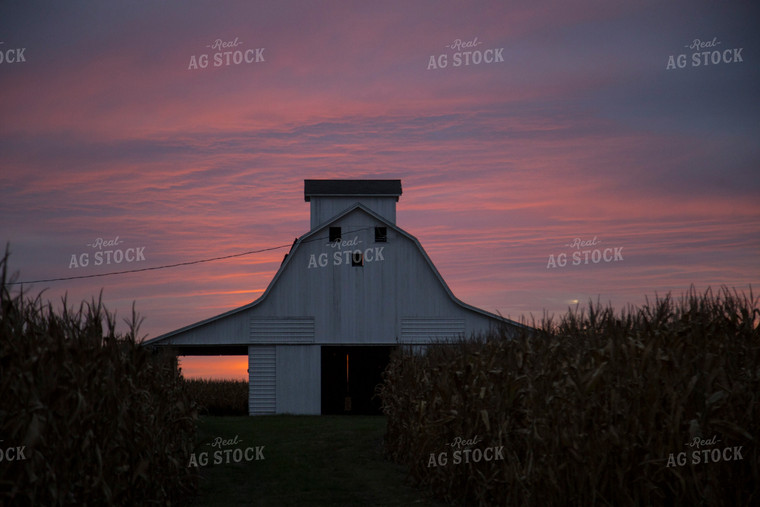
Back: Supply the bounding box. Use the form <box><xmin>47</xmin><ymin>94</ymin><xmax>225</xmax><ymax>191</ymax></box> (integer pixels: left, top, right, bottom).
<box><xmin>184</xmin><ymin>379</ymin><xmax>248</xmax><ymax>416</ymax></box>
<box><xmin>380</xmin><ymin>287</ymin><xmax>759</xmax><ymax>506</ymax></box>
<box><xmin>0</xmin><ymin>251</ymin><xmax>198</xmax><ymax>505</ymax></box>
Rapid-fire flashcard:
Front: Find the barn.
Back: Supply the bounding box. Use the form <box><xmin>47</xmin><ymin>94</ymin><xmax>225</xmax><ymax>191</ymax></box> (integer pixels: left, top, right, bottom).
<box><xmin>144</xmin><ymin>179</ymin><xmax>523</xmax><ymax>415</ymax></box>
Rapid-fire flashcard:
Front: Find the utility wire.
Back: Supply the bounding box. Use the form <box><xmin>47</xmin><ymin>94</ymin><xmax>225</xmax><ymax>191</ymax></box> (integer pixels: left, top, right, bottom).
<box><xmin>8</xmin><ymin>244</ymin><xmax>292</xmax><ymax>285</ymax></box>
<box><xmin>7</xmin><ymin>225</ymin><xmax>381</xmax><ymax>286</ymax></box>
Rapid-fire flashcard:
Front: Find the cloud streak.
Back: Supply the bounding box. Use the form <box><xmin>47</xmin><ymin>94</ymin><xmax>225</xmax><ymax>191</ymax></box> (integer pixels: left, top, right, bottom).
<box><xmin>1</xmin><ymin>0</ymin><xmax>758</xmax><ymax>379</ymax></box>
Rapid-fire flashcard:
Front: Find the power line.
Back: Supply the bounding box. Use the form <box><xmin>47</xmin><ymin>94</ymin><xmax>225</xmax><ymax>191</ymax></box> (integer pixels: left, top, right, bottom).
<box><xmin>8</xmin><ymin>244</ymin><xmax>292</xmax><ymax>286</ymax></box>
<box><xmin>7</xmin><ymin>225</ymin><xmax>381</xmax><ymax>286</ymax></box>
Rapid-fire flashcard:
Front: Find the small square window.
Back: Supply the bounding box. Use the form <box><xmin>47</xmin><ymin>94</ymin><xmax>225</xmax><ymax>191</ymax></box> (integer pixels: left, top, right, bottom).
<box><xmin>374</xmin><ymin>227</ymin><xmax>387</xmax><ymax>243</ymax></box>
<box><xmin>329</xmin><ymin>227</ymin><xmax>341</xmax><ymax>243</ymax></box>
<box><xmin>351</xmin><ymin>251</ymin><xmax>364</xmax><ymax>267</ymax></box>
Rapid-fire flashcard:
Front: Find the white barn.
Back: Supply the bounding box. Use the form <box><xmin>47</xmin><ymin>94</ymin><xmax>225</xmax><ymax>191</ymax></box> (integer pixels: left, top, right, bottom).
<box><xmin>144</xmin><ymin>179</ymin><xmax>523</xmax><ymax>415</ymax></box>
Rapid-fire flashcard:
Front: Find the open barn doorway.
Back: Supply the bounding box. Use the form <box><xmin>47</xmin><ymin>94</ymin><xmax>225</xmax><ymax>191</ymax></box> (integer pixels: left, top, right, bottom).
<box><xmin>172</xmin><ymin>346</ymin><xmax>250</xmax><ymax>415</ymax></box>
<box><xmin>321</xmin><ymin>346</ymin><xmax>395</xmax><ymax>415</ymax></box>
<box><xmin>174</xmin><ymin>346</ymin><xmax>249</xmax><ymax>380</ymax></box>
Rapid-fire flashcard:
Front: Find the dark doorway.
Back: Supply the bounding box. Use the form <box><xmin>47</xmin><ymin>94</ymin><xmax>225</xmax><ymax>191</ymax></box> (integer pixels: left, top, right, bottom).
<box><xmin>321</xmin><ymin>346</ymin><xmax>394</xmax><ymax>415</ymax></box>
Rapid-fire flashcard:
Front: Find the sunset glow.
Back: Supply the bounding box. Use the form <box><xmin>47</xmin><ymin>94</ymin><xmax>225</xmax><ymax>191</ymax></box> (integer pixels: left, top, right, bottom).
<box><xmin>1</xmin><ymin>1</ymin><xmax>758</xmax><ymax>379</ymax></box>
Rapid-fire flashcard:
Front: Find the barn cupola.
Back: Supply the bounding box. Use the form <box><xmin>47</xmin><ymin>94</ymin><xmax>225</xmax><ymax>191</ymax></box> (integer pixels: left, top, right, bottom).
<box><xmin>304</xmin><ymin>179</ymin><xmax>402</xmax><ymax>229</ymax></box>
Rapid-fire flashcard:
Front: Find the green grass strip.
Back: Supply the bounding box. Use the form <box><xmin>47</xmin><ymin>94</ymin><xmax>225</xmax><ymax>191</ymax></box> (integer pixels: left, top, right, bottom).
<box><xmin>190</xmin><ymin>415</ymin><xmax>441</xmax><ymax>506</ymax></box>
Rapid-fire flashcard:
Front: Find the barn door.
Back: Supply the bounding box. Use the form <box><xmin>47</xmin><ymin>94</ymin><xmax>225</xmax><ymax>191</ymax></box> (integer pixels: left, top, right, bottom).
<box><xmin>320</xmin><ymin>346</ymin><xmax>394</xmax><ymax>415</ymax></box>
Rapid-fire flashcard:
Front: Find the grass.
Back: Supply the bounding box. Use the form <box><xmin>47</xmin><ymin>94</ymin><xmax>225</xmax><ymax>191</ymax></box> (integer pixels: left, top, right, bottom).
<box><xmin>190</xmin><ymin>415</ymin><xmax>442</xmax><ymax>506</ymax></box>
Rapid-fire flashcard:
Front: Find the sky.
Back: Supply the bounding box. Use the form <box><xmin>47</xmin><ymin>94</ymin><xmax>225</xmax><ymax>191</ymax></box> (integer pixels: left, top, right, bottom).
<box><xmin>1</xmin><ymin>0</ymin><xmax>758</xmax><ymax>379</ymax></box>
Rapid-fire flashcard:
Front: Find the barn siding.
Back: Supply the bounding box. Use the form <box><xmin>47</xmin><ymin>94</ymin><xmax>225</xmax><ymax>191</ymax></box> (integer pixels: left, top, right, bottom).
<box><xmin>310</xmin><ymin>196</ymin><xmax>396</xmax><ymax>228</ymax></box>
<box><xmin>146</xmin><ymin>182</ymin><xmax>523</xmax><ymax>416</ymax></box>
<box><xmin>251</xmin><ymin>207</ymin><xmax>501</xmax><ymax>344</ymax></box>
<box><xmin>249</xmin><ymin>346</ymin><xmax>276</xmax><ymax>415</ymax></box>
<box><xmin>400</xmin><ymin>318</ymin><xmax>466</xmax><ymax>343</ymax></box>
<box><xmin>251</xmin><ymin>317</ymin><xmax>315</xmax><ymax>343</ymax></box>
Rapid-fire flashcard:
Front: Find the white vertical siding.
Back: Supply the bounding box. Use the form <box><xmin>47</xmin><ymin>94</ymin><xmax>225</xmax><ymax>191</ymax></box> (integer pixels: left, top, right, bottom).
<box><xmin>249</xmin><ymin>345</ymin><xmax>276</xmax><ymax>415</ymax></box>
<box><xmin>310</xmin><ymin>196</ymin><xmax>396</xmax><ymax>229</ymax></box>
<box><xmin>150</xmin><ymin>198</ymin><xmax>521</xmax><ymax>416</ymax></box>
<box><xmin>256</xmin><ymin>206</ymin><xmax>501</xmax><ymax>345</ymax></box>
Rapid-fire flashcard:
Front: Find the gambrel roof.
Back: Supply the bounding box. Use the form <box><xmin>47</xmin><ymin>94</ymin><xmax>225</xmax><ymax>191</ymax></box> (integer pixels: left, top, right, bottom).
<box><xmin>144</xmin><ymin>202</ymin><xmax>524</xmax><ymax>349</ymax></box>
